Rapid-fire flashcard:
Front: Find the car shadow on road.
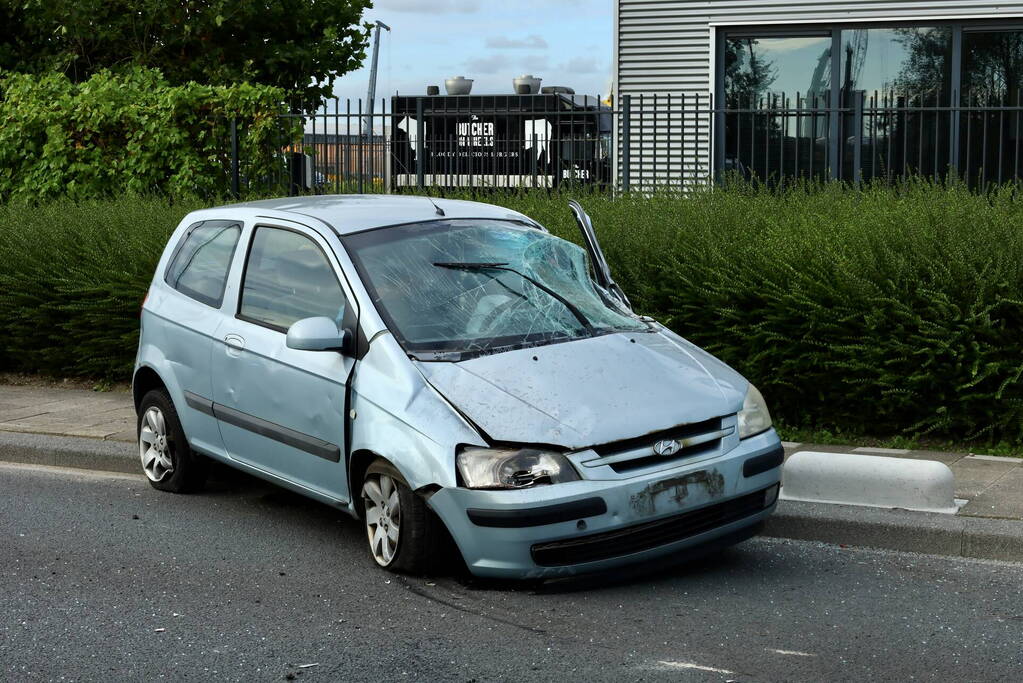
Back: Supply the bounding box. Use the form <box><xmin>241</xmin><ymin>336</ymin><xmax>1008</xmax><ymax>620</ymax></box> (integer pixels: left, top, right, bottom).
<box><xmin>198</xmin><ymin>459</ymin><xmax>759</xmax><ymax>593</ymax></box>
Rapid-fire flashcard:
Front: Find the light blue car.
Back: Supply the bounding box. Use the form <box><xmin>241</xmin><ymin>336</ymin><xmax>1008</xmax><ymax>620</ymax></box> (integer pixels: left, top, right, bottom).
<box><xmin>134</xmin><ymin>195</ymin><xmax>782</xmax><ymax>578</ymax></box>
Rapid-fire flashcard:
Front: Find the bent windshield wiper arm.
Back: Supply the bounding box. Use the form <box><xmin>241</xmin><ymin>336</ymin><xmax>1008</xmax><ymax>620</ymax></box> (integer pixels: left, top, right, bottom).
<box><xmin>433</xmin><ymin>261</ymin><xmax>594</xmax><ymax>330</ymax></box>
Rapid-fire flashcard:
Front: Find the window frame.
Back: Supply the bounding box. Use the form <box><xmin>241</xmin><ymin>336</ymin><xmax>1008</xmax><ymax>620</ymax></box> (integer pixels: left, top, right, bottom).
<box><xmin>163</xmin><ymin>219</ymin><xmax>242</xmax><ymax>309</ymax></box>
<box><xmin>235</xmin><ymin>223</ymin><xmax>351</xmax><ymax>335</ymax></box>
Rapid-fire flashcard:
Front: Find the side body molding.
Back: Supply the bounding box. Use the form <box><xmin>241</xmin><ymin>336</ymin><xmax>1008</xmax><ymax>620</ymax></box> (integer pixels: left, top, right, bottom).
<box><xmin>184</xmin><ymin>391</ymin><xmax>341</xmax><ymax>463</ymax></box>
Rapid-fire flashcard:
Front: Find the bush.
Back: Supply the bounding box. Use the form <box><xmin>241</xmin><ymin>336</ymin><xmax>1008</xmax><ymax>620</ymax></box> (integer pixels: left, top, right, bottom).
<box><xmin>0</xmin><ymin>68</ymin><xmax>298</xmax><ymax>201</ymax></box>
<box><xmin>1</xmin><ymin>182</ymin><xmax>1021</xmax><ymax>445</ymax></box>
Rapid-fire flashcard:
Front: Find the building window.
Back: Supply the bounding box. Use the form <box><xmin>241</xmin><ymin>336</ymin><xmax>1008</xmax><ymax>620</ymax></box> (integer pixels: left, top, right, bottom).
<box><xmin>839</xmin><ymin>27</ymin><xmax>952</xmax><ymax>180</ymax></box>
<box><xmin>718</xmin><ymin>22</ymin><xmax>1023</xmax><ymax>186</ymax></box>
<box><xmin>961</xmin><ymin>30</ymin><xmax>1023</xmax><ymax>184</ymax></box>
<box><xmin>723</xmin><ymin>34</ymin><xmax>832</xmax><ymax>181</ymax></box>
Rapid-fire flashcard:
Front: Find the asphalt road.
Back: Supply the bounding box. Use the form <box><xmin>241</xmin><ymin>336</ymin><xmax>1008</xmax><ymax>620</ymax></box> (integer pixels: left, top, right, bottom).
<box><xmin>2</xmin><ymin>462</ymin><xmax>1022</xmax><ymax>682</ymax></box>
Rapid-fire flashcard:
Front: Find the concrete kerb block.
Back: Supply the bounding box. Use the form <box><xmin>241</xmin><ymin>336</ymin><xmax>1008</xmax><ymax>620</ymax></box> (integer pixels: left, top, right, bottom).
<box><xmin>780</xmin><ymin>450</ymin><xmax>959</xmax><ymax>514</ymax></box>
<box><xmin>0</xmin><ymin>431</ymin><xmax>137</xmax><ymax>474</ymax></box>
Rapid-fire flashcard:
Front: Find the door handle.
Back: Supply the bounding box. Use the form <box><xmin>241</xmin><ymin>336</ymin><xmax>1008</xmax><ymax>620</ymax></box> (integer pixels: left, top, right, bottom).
<box><xmin>224</xmin><ymin>334</ymin><xmax>245</xmax><ymax>351</ymax></box>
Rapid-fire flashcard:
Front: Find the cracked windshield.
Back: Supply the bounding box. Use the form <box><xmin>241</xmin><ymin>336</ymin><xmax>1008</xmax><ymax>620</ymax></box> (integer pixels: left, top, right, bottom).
<box><xmin>344</xmin><ymin>219</ymin><xmax>647</xmax><ymax>358</ymax></box>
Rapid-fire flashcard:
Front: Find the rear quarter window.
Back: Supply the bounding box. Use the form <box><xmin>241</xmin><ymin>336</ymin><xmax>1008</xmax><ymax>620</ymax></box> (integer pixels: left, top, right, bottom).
<box><xmin>164</xmin><ymin>220</ymin><xmax>241</xmax><ymax>308</ymax></box>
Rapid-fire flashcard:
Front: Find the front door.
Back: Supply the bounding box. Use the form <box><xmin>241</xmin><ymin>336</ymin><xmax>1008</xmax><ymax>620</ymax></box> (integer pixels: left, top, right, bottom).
<box><xmin>212</xmin><ymin>223</ymin><xmax>356</xmax><ymax>503</ymax></box>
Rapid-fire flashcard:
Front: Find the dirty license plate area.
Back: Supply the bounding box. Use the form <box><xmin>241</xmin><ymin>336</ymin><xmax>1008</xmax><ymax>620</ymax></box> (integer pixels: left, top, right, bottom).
<box><xmin>530</xmin><ymin>487</ymin><xmax>770</xmax><ymax>567</ymax></box>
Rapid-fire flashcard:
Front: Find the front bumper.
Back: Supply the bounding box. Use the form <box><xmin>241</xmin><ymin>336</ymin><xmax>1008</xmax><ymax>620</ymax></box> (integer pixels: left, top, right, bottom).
<box><xmin>427</xmin><ymin>429</ymin><xmax>783</xmax><ymax>578</ymax></box>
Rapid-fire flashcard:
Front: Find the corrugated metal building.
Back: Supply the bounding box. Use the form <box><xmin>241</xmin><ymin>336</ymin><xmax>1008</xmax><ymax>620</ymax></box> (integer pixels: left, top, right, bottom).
<box><xmin>614</xmin><ymin>1</ymin><xmax>1023</xmax><ymax>187</ymax></box>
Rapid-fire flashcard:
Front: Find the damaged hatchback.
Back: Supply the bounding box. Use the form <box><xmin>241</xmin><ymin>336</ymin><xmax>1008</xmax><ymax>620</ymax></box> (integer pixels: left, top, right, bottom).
<box><xmin>134</xmin><ymin>195</ymin><xmax>783</xmax><ymax>578</ymax></box>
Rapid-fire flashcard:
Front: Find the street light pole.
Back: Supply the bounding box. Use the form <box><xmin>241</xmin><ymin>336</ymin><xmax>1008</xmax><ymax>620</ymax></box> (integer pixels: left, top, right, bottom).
<box><xmin>364</xmin><ymin>20</ymin><xmax>391</xmax><ymax>137</ymax></box>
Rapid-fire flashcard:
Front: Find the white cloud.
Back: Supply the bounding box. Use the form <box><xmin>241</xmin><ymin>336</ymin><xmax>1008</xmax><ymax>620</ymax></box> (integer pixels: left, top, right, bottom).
<box><xmin>485</xmin><ymin>34</ymin><xmax>549</xmax><ymax>49</ymax></box>
<box><xmin>560</xmin><ymin>56</ymin><xmax>601</xmax><ymax>74</ymax></box>
<box><xmin>376</xmin><ymin>0</ymin><xmax>480</xmax><ymax>13</ymax></box>
<box><xmin>463</xmin><ymin>54</ymin><xmax>509</xmax><ymax>74</ymax></box>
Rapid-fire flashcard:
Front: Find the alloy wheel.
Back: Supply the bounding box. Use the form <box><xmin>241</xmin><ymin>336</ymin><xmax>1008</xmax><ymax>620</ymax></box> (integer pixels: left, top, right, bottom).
<box><xmin>363</xmin><ymin>473</ymin><xmax>401</xmax><ymax>566</ymax></box>
<box><xmin>139</xmin><ymin>406</ymin><xmax>174</xmax><ymax>482</ymax></box>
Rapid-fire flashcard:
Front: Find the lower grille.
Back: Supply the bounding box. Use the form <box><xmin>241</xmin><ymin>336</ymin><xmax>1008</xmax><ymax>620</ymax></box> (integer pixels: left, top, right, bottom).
<box><xmin>530</xmin><ymin>488</ymin><xmax>769</xmax><ymax>567</ymax></box>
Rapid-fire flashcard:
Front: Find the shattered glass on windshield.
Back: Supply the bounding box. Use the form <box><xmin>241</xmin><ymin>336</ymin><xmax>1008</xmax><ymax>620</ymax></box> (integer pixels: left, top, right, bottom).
<box><xmin>343</xmin><ymin>219</ymin><xmax>647</xmax><ymax>359</ymax></box>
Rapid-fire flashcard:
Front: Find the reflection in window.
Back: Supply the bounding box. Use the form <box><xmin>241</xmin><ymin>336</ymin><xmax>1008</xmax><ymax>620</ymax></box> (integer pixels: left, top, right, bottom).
<box><xmin>961</xmin><ymin>31</ymin><xmax>1023</xmax><ymax>184</ymax></box>
<box><xmin>165</xmin><ymin>222</ymin><xmax>240</xmax><ymax>308</ymax></box>
<box><xmin>840</xmin><ymin>27</ymin><xmax>951</xmax><ymax>96</ymax></box>
<box><xmin>724</xmin><ymin>36</ymin><xmax>832</xmax><ymax>181</ymax></box>
<box><xmin>839</xmin><ymin>27</ymin><xmax>952</xmax><ymax>181</ymax></box>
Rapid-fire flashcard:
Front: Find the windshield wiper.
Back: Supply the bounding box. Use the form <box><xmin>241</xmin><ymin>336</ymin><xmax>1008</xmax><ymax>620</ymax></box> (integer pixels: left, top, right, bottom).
<box><xmin>433</xmin><ymin>261</ymin><xmax>594</xmax><ymax>330</ymax></box>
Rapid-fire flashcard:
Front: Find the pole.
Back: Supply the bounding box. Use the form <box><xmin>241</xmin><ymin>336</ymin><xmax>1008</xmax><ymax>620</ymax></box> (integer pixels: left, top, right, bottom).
<box><xmin>364</xmin><ymin>20</ymin><xmax>391</xmax><ymax>137</ymax></box>
<box><xmin>230</xmin><ymin>118</ymin><xmax>240</xmax><ymax>199</ymax></box>
<box><xmin>621</xmin><ymin>94</ymin><xmax>631</xmax><ymax>192</ymax></box>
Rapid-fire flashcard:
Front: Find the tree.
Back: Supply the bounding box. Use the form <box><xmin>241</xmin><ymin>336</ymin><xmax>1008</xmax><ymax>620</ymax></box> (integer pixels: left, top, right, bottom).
<box><xmin>0</xmin><ymin>0</ymin><xmax>373</xmax><ymax>108</ymax></box>
<box><xmin>723</xmin><ymin>38</ymin><xmax>778</xmax><ymax>108</ymax></box>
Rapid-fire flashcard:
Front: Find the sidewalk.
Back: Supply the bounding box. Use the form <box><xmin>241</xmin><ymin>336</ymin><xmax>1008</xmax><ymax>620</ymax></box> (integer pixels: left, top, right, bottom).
<box><xmin>0</xmin><ymin>384</ymin><xmax>135</xmax><ymax>442</ymax></box>
<box><xmin>2</xmin><ymin>382</ymin><xmax>1021</xmax><ymax>560</ymax></box>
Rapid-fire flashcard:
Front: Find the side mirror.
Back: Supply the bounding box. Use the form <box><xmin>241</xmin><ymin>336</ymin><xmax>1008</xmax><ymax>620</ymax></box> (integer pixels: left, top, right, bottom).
<box><xmin>286</xmin><ymin>317</ymin><xmax>352</xmax><ymax>354</ymax></box>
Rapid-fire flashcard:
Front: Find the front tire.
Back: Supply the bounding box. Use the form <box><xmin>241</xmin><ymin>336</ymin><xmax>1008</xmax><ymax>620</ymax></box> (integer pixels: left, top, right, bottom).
<box><xmin>362</xmin><ymin>459</ymin><xmax>446</xmax><ymax>574</ymax></box>
<box><xmin>137</xmin><ymin>389</ymin><xmax>206</xmax><ymax>493</ymax></box>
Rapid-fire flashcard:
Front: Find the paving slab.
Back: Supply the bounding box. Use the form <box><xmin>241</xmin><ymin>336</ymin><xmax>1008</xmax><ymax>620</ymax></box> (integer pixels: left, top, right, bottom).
<box><xmin>0</xmin><ymin>385</ymin><xmax>134</xmax><ymax>442</ymax></box>
<box><xmin>959</xmin><ymin>468</ymin><xmax>1023</xmax><ymax>520</ymax></box>
<box><xmin>948</xmin><ymin>457</ymin><xmax>1019</xmax><ymax>499</ymax></box>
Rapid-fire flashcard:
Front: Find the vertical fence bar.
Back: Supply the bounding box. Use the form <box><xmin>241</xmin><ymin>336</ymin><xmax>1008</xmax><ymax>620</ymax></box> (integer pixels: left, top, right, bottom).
<box><xmin>795</xmin><ymin>93</ymin><xmax>801</xmax><ymax>180</ymax></box>
<box><xmin>230</xmin><ymin>117</ymin><xmax>240</xmax><ymax>199</ymax></box>
<box><xmin>357</xmin><ymin>99</ymin><xmax>365</xmax><ymax>193</ymax></box>
<box><xmin>621</xmin><ymin>94</ymin><xmax>631</xmax><ymax>192</ymax></box>
<box><xmin>981</xmin><ymin>95</ymin><xmax>989</xmax><ymax>190</ymax></box>
<box><xmin>853</xmin><ymin>91</ymin><xmax>863</xmax><ymax>188</ymax></box>
<box><xmin>998</xmin><ymin>92</ymin><xmax>1005</xmax><ymax>185</ymax></box>
<box><xmin>415</xmin><ymin>97</ymin><xmax>425</xmax><ymax>190</ymax></box>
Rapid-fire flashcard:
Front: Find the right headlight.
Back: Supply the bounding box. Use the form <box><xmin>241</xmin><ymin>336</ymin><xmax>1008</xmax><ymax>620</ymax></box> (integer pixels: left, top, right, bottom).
<box><xmin>738</xmin><ymin>383</ymin><xmax>773</xmax><ymax>439</ymax></box>
<box><xmin>456</xmin><ymin>446</ymin><xmax>580</xmax><ymax>489</ymax></box>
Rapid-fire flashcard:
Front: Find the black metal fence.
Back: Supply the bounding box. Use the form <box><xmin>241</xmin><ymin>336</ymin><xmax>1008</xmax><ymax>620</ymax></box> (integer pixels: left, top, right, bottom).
<box><xmin>227</xmin><ymin>91</ymin><xmax>1023</xmax><ymax>196</ymax></box>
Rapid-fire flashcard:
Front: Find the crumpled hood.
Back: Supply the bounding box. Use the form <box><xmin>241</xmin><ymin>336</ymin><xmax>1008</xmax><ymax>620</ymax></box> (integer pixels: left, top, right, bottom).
<box><xmin>415</xmin><ymin>329</ymin><xmax>747</xmax><ymax>449</ymax></box>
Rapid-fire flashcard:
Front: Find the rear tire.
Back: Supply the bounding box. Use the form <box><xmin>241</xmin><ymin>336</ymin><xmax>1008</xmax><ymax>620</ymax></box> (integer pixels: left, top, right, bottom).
<box><xmin>137</xmin><ymin>389</ymin><xmax>206</xmax><ymax>493</ymax></box>
<box><xmin>362</xmin><ymin>459</ymin><xmax>448</xmax><ymax>574</ymax></box>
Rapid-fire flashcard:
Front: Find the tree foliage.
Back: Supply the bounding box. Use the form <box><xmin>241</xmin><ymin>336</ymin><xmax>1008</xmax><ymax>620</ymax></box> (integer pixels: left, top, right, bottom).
<box><xmin>0</xmin><ymin>68</ymin><xmax>300</xmax><ymax>201</ymax></box>
<box><xmin>0</xmin><ymin>0</ymin><xmax>372</xmax><ymax>107</ymax></box>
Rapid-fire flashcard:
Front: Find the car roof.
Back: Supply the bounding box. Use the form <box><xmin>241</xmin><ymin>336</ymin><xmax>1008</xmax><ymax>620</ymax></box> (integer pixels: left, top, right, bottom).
<box><xmin>206</xmin><ymin>194</ymin><xmax>540</xmax><ymax>236</ymax></box>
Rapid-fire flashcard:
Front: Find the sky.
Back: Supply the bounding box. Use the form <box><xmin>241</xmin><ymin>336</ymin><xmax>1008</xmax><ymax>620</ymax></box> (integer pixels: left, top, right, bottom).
<box><xmin>329</xmin><ymin>0</ymin><xmax>614</xmax><ymax>106</ymax></box>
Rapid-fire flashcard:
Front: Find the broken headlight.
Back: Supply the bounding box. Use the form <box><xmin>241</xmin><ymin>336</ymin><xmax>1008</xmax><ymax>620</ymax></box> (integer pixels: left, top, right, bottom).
<box><xmin>456</xmin><ymin>447</ymin><xmax>580</xmax><ymax>489</ymax></box>
<box><xmin>738</xmin><ymin>383</ymin><xmax>773</xmax><ymax>439</ymax></box>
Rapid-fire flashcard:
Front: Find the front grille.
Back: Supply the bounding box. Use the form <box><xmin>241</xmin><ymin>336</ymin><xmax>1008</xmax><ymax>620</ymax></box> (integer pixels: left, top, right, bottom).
<box><xmin>579</xmin><ymin>416</ymin><xmax>732</xmax><ymax>475</ymax></box>
<box><xmin>591</xmin><ymin>417</ymin><xmax>723</xmax><ymax>456</ymax></box>
<box><xmin>530</xmin><ymin>488</ymin><xmax>768</xmax><ymax>567</ymax></box>
<box><xmin>609</xmin><ymin>440</ymin><xmax>720</xmax><ymax>474</ymax></box>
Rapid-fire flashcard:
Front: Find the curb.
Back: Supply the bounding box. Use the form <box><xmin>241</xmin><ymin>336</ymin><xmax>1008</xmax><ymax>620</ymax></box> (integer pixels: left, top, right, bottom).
<box><xmin>0</xmin><ymin>431</ymin><xmax>137</xmax><ymax>475</ymax></box>
<box><xmin>763</xmin><ymin>500</ymin><xmax>1023</xmax><ymax>563</ymax></box>
<box><xmin>3</xmin><ymin>430</ymin><xmax>1022</xmax><ymax>563</ymax></box>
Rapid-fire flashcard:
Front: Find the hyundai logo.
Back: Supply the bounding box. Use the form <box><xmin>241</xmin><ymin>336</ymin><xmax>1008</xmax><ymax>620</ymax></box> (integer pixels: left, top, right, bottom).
<box><xmin>653</xmin><ymin>439</ymin><xmax>682</xmax><ymax>456</ymax></box>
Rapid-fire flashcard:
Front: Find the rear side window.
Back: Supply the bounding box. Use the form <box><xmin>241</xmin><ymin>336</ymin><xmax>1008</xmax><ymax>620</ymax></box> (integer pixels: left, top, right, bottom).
<box><xmin>238</xmin><ymin>226</ymin><xmax>346</xmax><ymax>331</ymax></box>
<box><xmin>165</xmin><ymin>221</ymin><xmax>241</xmax><ymax>308</ymax></box>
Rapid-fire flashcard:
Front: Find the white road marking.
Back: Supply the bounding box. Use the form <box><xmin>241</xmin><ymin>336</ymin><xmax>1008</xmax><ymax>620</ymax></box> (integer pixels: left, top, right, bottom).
<box><xmin>0</xmin><ymin>461</ymin><xmax>142</xmax><ymax>481</ymax></box>
<box><xmin>657</xmin><ymin>661</ymin><xmax>734</xmax><ymax>674</ymax></box>
<box><xmin>766</xmin><ymin>648</ymin><xmax>816</xmax><ymax>657</ymax></box>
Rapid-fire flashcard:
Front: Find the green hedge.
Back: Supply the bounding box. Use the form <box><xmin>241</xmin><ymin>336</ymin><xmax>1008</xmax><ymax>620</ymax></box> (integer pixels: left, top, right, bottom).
<box><xmin>0</xmin><ymin>68</ymin><xmax>297</xmax><ymax>201</ymax></box>
<box><xmin>2</xmin><ymin>182</ymin><xmax>1021</xmax><ymax>446</ymax></box>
